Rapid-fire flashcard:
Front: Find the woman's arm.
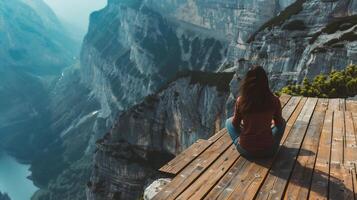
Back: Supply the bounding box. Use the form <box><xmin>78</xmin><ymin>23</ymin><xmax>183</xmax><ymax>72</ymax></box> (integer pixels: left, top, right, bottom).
<box><xmin>232</xmin><ymin>97</ymin><xmax>242</xmax><ymax>130</ymax></box>
<box><xmin>273</xmin><ymin>96</ymin><xmax>286</xmax><ymax>127</ymax></box>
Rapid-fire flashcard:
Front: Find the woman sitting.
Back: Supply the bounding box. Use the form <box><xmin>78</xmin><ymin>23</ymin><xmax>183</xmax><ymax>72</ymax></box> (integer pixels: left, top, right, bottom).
<box><xmin>226</xmin><ymin>66</ymin><xmax>286</xmax><ymax>158</ymax></box>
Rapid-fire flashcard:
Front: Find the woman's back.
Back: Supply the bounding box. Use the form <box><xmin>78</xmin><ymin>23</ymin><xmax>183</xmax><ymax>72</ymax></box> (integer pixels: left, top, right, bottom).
<box><xmin>233</xmin><ymin>95</ymin><xmax>283</xmax><ymax>154</ymax></box>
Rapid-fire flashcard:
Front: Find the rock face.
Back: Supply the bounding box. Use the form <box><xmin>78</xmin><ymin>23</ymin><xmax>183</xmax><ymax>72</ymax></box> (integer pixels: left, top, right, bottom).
<box><xmin>143</xmin><ymin>178</ymin><xmax>171</xmax><ymax>200</ymax></box>
<box><xmin>87</xmin><ymin>72</ymin><xmax>234</xmax><ymax>200</ymax></box>
<box><xmin>84</xmin><ymin>1</ymin><xmax>357</xmax><ymax>200</ymax></box>
<box><xmin>0</xmin><ymin>191</ymin><xmax>10</xmax><ymax>200</ymax></box>
<box><xmin>241</xmin><ymin>0</ymin><xmax>357</xmax><ymax>90</ymax></box>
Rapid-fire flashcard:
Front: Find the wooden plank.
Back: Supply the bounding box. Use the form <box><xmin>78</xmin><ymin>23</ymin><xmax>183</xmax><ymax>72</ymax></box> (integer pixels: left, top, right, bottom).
<box><xmin>328</xmin><ymin>98</ymin><xmax>340</xmax><ymax>111</ymax></box>
<box><xmin>152</xmin><ymin>133</ymin><xmax>232</xmax><ymax>200</ymax></box>
<box><xmin>205</xmin><ymin>157</ymin><xmax>260</xmax><ymax>199</ymax></box>
<box><xmin>280</xmin><ymin>97</ymin><xmax>307</xmax><ymax>145</ymax></box>
<box><xmin>339</xmin><ymin>98</ymin><xmax>346</xmax><ymax>111</ymax></box>
<box><xmin>341</xmin><ymin>168</ymin><xmax>354</xmax><ymax>200</ymax></box>
<box><xmin>309</xmin><ymin>110</ymin><xmax>333</xmax><ymax>200</ymax></box>
<box><xmin>344</xmin><ymin>111</ymin><xmax>357</xmax><ymax>168</ymax></box>
<box><xmin>203</xmin><ymin>96</ymin><xmax>304</xmax><ymax>200</ymax></box>
<box><xmin>159</xmin><ymin>139</ymin><xmax>210</xmax><ymax>174</ymax></box>
<box><xmin>352</xmin><ymin>166</ymin><xmax>357</xmax><ymax>199</ymax></box>
<box><xmin>329</xmin><ymin>110</ymin><xmax>354</xmax><ymax>200</ymax></box>
<box><xmin>208</xmin><ymin>128</ymin><xmax>227</xmax><ymax>142</ymax></box>
<box><xmin>280</xmin><ymin>94</ymin><xmax>292</xmax><ymax>108</ymax></box>
<box><xmin>176</xmin><ymin>144</ymin><xmax>240</xmax><ymax>200</ymax></box>
<box><xmin>203</xmin><ymin>158</ymin><xmax>248</xmax><ymax>200</ymax></box>
<box><xmin>284</xmin><ymin>98</ymin><xmax>328</xmax><ymax>200</ymax></box>
<box><xmin>254</xmin><ymin>98</ymin><xmax>318</xmax><ymax>200</ymax></box>
<box><xmin>159</xmin><ymin>129</ymin><xmax>226</xmax><ymax>175</ymax></box>
<box><xmin>346</xmin><ymin>100</ymin><xmax>357</xmax><ymax>113</ymax></box>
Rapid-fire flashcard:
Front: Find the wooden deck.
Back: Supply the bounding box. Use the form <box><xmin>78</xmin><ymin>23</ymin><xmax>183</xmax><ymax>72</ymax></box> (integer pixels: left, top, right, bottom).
<box><xmin>153</xmin><ymin>95</ymin><xmax>357</xmax><ymax>200</ymax></box>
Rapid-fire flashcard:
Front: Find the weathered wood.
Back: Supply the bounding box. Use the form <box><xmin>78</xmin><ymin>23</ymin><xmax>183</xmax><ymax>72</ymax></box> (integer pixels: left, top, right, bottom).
<box><xmin>153</xmin><ymin>133</ymin><xmax>232</xmax><ymax>200</ymax></box>
<box><xmin>329</xmin><ymin>111</ymin><xmax>354</xmax><ymax>200</ymax></box>
<box><xmin>346</xmin><ymin>100</ymin><xmax>357</xmax><ymax>112</ymax></box>
<box><xmin>203</xmin><ymin>96</ymin><xmax>304</xmax><ymax>200</ymax></box>
<box><xmin>176</xmin><ymin>145</ymin><xmax>240</xmax><ymax>200</ymax></box>
<box><xmin>284</xmin><ymin>98</ymin><xmax>328</xmax><ymax>200</ymax></box>
<box><xmin>280</xmin><ymin>97</ymin><xmax>306</xmax><ymax>145</ymax></box>
<box><xmin>339</xmin><ymin>98</ymin><xmax>346</xmax><ymax>111</ymax></box>
<box><xmin>352</xmin><ymin>167</ymin><xmax>357</xmax><ymax>199</ymax></box>
<box><xmin>280</xmin><ymin>94</ymin><xmax>292</xmax><ymax>108</ymax></box>
<box><xmin>254</xmin><ymin>98</ymin><xmax>318</xmax><ymax>200</ymax></box>
<box><xmin>203</xmin><ymin>157</ymin><xmax>248</xmax><ymax>200</ymax></box>
<box><xmin>328</xmin><ymin>98</ymin><xmax>340</xmax><ymax>111</ymax></box>
<box><xmin>344</xmin><ymin>111</ymin><xmax>357</xmax><ymax>168</ymax></box>
<box><xmin>159</xmin><ymin>129</ymin><xmax>226</xmax><ymax>175</ymax></box>
<box><xmin>309</xmin><ymin>110</ymin><xmax>333</xmax><ymax>200</ymax></box>
<box><xmin>159</xmin><ymin>139</ymin><xmax>210</xmax><ymax>174</ymax></box>
<box><xmin>208</xmin><ymin>128</ymin><xmax>227</xmax><ymax>142</ymax></box>
<box><xmin>340</xmin><ymin>168</ymin><xmax>354</xmax><ymax>200</ymax></box>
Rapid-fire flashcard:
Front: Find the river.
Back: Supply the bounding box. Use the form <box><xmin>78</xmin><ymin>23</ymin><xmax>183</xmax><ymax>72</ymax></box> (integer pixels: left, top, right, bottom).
<box><xmin>0</xmin><ymin>152</ymin><xmax>38</xmax><ymax>200</ymax></box>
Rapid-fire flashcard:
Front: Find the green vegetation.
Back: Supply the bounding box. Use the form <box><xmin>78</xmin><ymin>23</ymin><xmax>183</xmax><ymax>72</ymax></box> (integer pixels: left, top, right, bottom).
<box><xmin>278</xmin><ymin>65</ymin><xmax>357</xmax><ymax>98</ymax></box>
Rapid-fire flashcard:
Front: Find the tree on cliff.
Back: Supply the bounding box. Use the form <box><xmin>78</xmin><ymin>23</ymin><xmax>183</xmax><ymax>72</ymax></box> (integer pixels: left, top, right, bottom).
<box><xmin>279</xmin><ymin>65</ymin><xmax>357</xmax><ymax>98</ymax></box>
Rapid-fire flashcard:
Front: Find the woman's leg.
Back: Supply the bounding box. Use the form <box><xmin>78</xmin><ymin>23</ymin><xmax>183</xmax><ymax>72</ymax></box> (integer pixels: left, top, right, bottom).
<box><xmin>271</xmin><ymin>120</ymin><xmax>287</xmax><ymax>153</ymax></box>
<box><xmin>225</xmin><ymin>117</ymin><xmax>240</xmax><ymax>145</ymax></box>
<box><xmin>226</xmin><ymin>118</ymin><xmax>252</xmax><ymax>157</ymax></box>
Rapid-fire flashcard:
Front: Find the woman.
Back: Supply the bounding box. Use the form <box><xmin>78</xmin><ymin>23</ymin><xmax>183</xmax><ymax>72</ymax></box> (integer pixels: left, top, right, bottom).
<box><xmin>226</xmin><ymin>66</ymin><xmax>286</xmax><ymax>158</ymax></box>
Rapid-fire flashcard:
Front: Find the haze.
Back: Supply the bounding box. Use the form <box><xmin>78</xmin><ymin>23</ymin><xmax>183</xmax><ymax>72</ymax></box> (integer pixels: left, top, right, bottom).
<box><xmin>44</xmin><ymin>0</ymin><xmax>107</xmax><ymax>38</ymax></box>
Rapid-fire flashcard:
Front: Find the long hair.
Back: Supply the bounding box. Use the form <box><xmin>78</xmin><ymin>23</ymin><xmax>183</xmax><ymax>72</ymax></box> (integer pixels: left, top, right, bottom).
<box><xmin>238</xmin><ymin>66</ymin><xmax>274</xmax><ymax>114</ymax></box>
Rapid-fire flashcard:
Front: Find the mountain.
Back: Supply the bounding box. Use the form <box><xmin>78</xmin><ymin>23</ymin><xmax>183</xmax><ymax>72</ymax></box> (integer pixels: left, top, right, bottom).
<box><xmin>0</xmin><ymin>0</ymin><xmax>79</xmax><ymax>157</ymax></box>
<box><xmin>6</xmin><ymin>0</ymin><xmax>356</xmax><ymax>199</ymax></box>
<box><xmin>0</xmin><ymin>0</ymin><xmax>79</xmax><ymax>195</ymax></box>
<box><xmin>0</xmin><ymin>191</ymin><xmax>10</xmax><ymax>200</ymax></box>
<box><xmin>82</xmin><ymin>0</ymin><xmax>357</xmax><ymax>199</ymax></box>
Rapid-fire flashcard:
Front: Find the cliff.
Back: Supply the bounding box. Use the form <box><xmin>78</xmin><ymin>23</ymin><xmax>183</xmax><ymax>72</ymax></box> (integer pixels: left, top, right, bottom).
<box><xmin>0</xmin><ymin>192</ymin><xmax>10</xmax><ymax>200</ymax></box>
<box><xmin>241</xmin><ymin>0</ymin><xmax>357</xmax><ymax>90</ymax></box>
<box><xmin>87</xmin><ymin>71</ymin><xmax>234</xmax><ymax>200</ymax></box>
<box><xmin>85</xmin><ymin>1</ymin><xmax>357</xmax><ymax>199</ymax></box>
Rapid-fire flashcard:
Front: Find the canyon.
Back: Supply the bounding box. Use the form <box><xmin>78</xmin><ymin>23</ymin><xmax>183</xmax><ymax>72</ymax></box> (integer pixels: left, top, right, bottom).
<box><xmin>1</xmin><ymin>0</ymin><xmax>357</xmax><ymax>199</ymax></box>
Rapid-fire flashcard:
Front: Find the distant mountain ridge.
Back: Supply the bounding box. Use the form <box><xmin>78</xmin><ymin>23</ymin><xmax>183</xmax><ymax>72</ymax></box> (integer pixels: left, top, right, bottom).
<box><xmin>0</xmin><ymin>0</ymin><xmax>78</xmax><ymax>175</ymax></box>
<box><xmin>0</xmin><ymin>191</ymin><xmax>10</xmax><ymax>200</ymax></box>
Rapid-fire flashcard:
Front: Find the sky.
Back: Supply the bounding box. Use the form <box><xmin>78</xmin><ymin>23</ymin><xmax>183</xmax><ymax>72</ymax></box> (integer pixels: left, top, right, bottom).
<box><xmin>44</xmin><ymin>0</ymin><xmax>107</xmax><ymax>39</ymax></box>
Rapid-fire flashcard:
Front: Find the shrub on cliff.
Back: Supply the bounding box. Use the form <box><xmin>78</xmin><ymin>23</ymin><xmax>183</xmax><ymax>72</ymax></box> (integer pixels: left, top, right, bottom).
<box><xmin>279</xmin><ymin>65</ymin><xmax>357</xmax><ymax>98</ymax></box>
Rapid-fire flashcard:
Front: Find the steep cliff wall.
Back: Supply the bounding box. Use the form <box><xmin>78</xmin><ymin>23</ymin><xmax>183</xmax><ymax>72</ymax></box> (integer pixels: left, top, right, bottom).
<box><xmin>87</xmin><ymin>72</ymin><xmax>234</xmax><ymax>200</ymax></box>
<box><xmin>241</xmin><ymin>0</ymin><xmax>357</xmax><ymax>90</ymax></box>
